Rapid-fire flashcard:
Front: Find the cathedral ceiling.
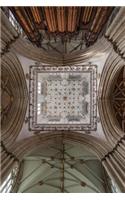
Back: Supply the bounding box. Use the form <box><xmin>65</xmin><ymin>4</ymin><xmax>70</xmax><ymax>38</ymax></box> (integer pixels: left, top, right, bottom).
<box><xmin>8</xmin><ymin>7</ymin><xmax>114</xmax><ymax>52</ymax></box>
<box><xmin>1</xmin><ymin>7</ymin><xmax>124</xmax><ymax>141</ymax></box>
<box><xmin>1</xmin><ymin>7</ymin><xmax>125</xmax><ymax>193</ymax></box>
<box><xmin>17</xmin><ymin>140</ymin><xmax>111</xmax><ymax>193</ymax></box>
<box><xmin>29</xmin><ymin>64</ymin><xmax>97</xmax><ymax>132</ymax></box>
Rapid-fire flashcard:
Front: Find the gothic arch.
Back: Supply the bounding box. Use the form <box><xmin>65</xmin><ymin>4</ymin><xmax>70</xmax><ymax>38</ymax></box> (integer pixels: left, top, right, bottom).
<box><xmin>98</xmin><ymin>51</ymin><xmax>124</xmax><ymax>145</ymax></box>
<box><xmin>1</xmin><ymin>133</ymin><xmax>125</xmax><ymax>191</ymax></box>
<box><xmin>1</xmin><ymin>52</ymin><xmax>28</xmax><ymax>147</ymax></box>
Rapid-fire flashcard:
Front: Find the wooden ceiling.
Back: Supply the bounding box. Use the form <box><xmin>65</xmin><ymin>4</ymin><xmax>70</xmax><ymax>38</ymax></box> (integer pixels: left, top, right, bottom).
<box><xmin>9</xmin><ymin>7</ymin><xmax>114</xmax><ymax>48</ymax></box>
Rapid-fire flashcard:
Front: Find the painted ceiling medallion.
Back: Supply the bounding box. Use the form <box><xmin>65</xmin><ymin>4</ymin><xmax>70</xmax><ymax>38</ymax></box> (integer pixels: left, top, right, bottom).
<box><xmin>29</xmin><ymin>65</ymin><xmax>97</xmax><ymax>131</ymax></box>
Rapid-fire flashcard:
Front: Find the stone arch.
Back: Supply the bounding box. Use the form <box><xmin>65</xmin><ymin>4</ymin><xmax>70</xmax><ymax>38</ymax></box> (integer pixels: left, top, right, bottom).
<box><xmin>1</xmin><ymin>52</ymin><xmax>28</xmax><ymax>147</ymax></box>
<box><xmin>2</xmin><ymin>132</ymin><xmax>125</xmax><ymax>191</ymax></box>
<box><xmin>98</xmin><ymin>50</ymin><xmax>125</xmax><ymax>146</ymax></box>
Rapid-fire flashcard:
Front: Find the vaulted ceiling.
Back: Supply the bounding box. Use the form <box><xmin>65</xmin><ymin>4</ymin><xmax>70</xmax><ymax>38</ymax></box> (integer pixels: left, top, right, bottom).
<box><xmin>9</xmin><ymin>7</ymin><xmax>114</xmax><ymax>48</ymax></box>
<box><xmin>17</xmin><ymin>140</ymin><xmax>112</xmax><ymax>193</ymax></box>
<box><xmin>1</xmin><ymin>7</ymin><xmax>125</xmax><ymax>193</ymax></box>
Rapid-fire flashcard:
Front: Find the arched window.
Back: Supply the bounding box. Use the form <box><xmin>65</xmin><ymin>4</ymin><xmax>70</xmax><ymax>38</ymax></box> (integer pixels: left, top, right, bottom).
<box><xmin>0</xmin><ymin>162</ymin><xmax>19</xmax><ymax>193</ymax></box>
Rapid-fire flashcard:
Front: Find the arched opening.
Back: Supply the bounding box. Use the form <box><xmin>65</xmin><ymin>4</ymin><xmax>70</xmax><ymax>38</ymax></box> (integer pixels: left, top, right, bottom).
<box><xmin>1</xmin><ymin>52</ymin><xmax>28</xmax><ymax>147</ymax></box>
<box><xmin>1</xmin><ymin>134</ymin><xmax>117</xmax><ymax>193</ymax></box>
<box><xmin>98</xmin><ymin>51</ymin><xmax>125</xmax><ymax>145</ymax></box>
<box><xmin>1</xmin><ymin>133</ymin><xmax>120</xmax><ymax>193</ymax></box>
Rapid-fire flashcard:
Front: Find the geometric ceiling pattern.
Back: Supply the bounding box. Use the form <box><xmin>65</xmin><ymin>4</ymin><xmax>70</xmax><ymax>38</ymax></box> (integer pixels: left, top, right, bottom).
<box><xmin>29</xmin><ymin>64</ymin><xmax>97</xmax><ymax>131</ymax></box>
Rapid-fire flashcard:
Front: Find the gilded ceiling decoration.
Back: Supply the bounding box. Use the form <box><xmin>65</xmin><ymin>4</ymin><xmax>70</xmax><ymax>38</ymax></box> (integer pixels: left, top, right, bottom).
<box><xmin>29</xmin><ymin>64</ymin><xmax>97</xmax><ymax>131</ymax></box>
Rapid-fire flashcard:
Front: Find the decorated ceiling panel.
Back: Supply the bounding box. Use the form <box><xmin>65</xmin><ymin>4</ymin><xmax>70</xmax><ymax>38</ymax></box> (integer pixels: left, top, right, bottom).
<box><xmin>29</xmin><ymin>64</ymin><xmax>97</xmax><ymax>131</ymax></box>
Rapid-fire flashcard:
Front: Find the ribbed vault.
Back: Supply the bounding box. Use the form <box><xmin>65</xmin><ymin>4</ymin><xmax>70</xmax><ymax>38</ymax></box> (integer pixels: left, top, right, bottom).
<box><xmin>17</xmin><ymin>139</ymin><xmax>111</xmax><ymax>193</ymax></box>
<box><xmin>7</xmin><ymin>134</ymin><xmax>111</xmax><ymax>192</ymax></box>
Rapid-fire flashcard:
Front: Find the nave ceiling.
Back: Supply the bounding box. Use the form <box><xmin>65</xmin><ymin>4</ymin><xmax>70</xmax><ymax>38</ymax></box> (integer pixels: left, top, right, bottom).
<box><xmin>16</xmin><ymin>139</ymin><xmax>112</xmax><ymax>193</ymax></box>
